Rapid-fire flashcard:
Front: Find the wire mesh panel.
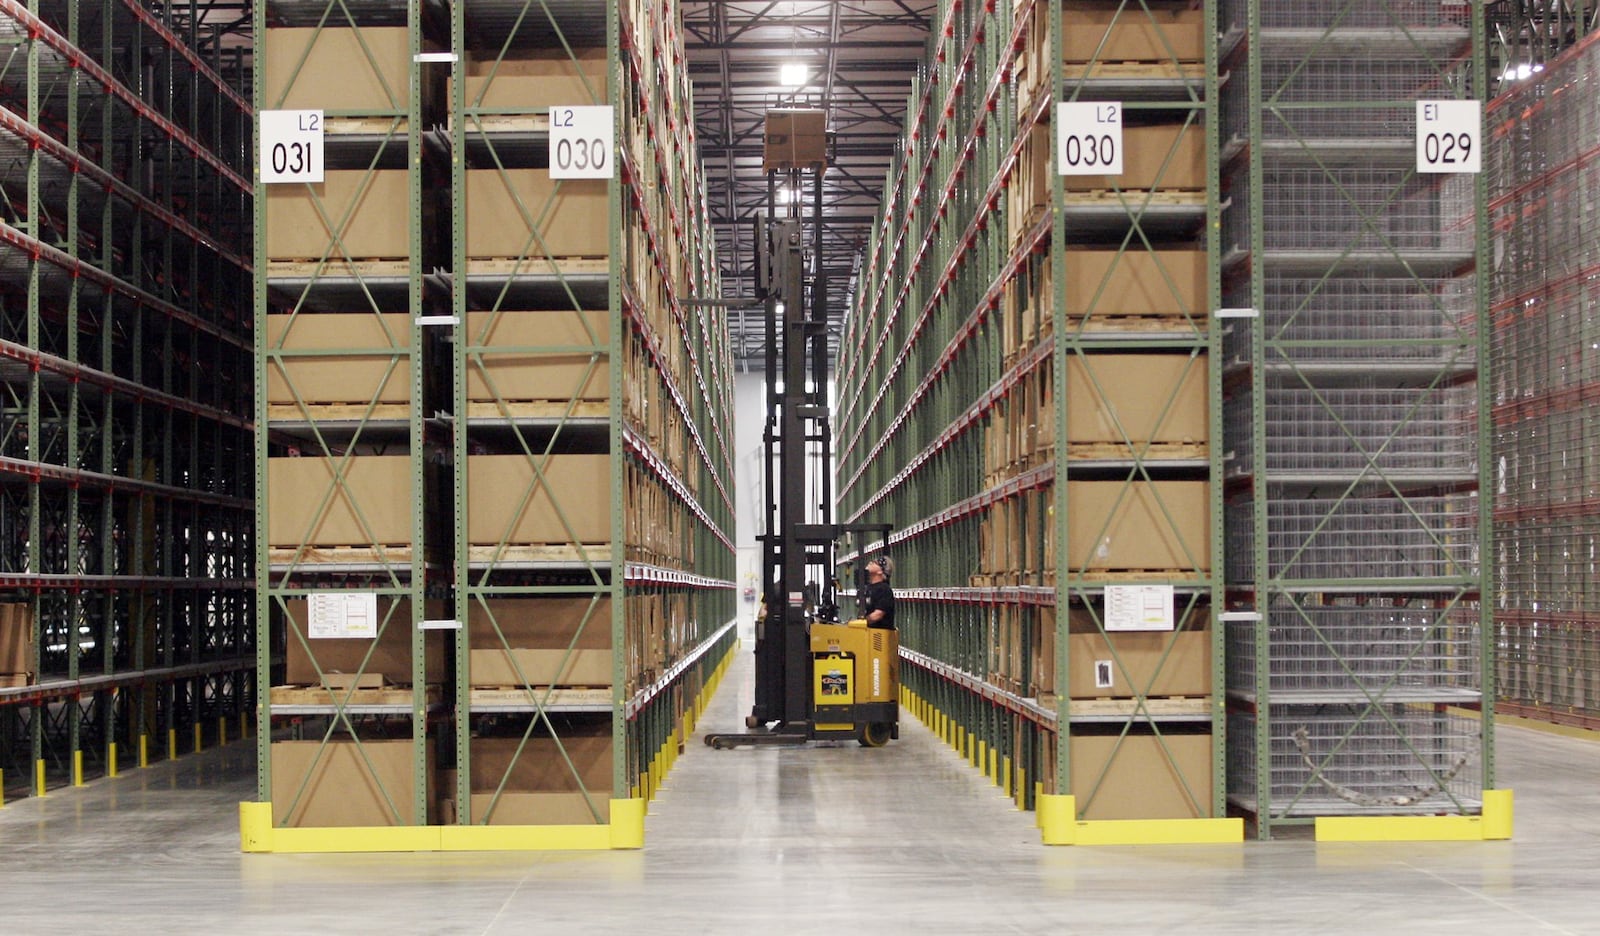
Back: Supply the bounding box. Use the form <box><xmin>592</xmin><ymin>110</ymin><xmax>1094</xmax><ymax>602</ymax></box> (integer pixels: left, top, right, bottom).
<box><xmin>1221</xmin><ymin>0</ymin><xmax>1490</xmax><ymax>836</ymax></box>
<box><xmin>1487</xmin><ymin>28</ymin><xmax>1600</xmax><ymax>730</ymax></box>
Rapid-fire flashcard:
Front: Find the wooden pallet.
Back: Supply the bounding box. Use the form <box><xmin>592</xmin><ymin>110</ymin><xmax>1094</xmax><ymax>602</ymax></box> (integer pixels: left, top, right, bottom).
<box><xmin>266</xmin><ymin>259</ymin><xmax>411</xmax><ymax>279</ymax></box>
<box><xmin>1068</xmin><ymin>696</ymin><xmax>1211</xmax><ymax>718</ymax></box>
<box><xmin>1066</xmin><ymin>61</ymin><xmax>1206</xmax><ymax>81</ymax></box>
<box><xmin>267</xmin><ymin>402</ymin><xmax>413</xmax><ymax>423</ymax></box>
<box><xmin>464</xmin><ymin>257</ymin><xmax>611</xmax><ymax>277</ymax></box>
<box><xmin>1062</xmin><ymin>189</ymin><xmax>1206</xmax><ymax>206</ymax></box>
<box><xmin>464</xmin><ymin>400</ymin><xmax>609</xmax><ymax>420</ymax></box>
<box><xmin>448</xmin><ymin>114</ymin><xmax>552</xmax><ymax>135</ymax></box>
<box><xmin>1073</xmin><ymin>569</ymin><xmax>1208</xmax><ymax>582</ymax></box>
<box><xmin>1067</xmin><ymin>313</ymin><xmax>1209</xmax><ymax>335</ymax></box>
<box><xmin>269</xmin><ymin>684</ymin><xmax>441</xmax><ymax>707</ymax></box>
<box><xmin>466</xmin><ymin>544</ymin><xmax>613</xmax><ymax>564</ymax></box>
<box><xmin>324</xmin><ymin>116</ymin><xmax>411</xmax><ymax>136</ymax></box>
<box><xmin>268</xmin><ymin>545</ymin><xmax>414</xmax><ymax>567</ymax></box>
<box><xmin>469</xmin><ymin>687</ymin><xmax>612</xmax><ymax>707</ymax></box>
<box><xmin>1067</xmin><ymin>441</ymin><xmax>1209</xmax><ymax>461</ymax></box>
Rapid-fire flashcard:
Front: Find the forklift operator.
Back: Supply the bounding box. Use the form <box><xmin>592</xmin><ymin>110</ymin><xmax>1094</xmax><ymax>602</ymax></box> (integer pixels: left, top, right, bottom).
<box><xmin>861</xmin><ymin>558</ymin><xmax>896</xmax><ymax>629</ymax></box>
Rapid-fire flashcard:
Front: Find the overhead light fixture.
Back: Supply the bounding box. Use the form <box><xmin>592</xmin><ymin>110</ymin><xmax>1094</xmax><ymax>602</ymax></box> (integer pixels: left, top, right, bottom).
<box><xmin>780</xmin><ymin>63</ymin><xmax>808</xmax><ymax>87</ymax></box>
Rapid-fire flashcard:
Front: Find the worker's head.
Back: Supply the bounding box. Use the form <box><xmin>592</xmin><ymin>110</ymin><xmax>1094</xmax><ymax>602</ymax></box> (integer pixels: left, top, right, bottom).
<box><xmin>866</xmin><ymin>557</ymin><xmax>891</xmax><ymax>581</ymax></box>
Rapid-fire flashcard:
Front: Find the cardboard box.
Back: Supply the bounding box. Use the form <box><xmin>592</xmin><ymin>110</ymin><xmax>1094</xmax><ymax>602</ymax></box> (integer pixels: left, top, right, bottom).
<box><xmin>464</xmin><ymin>309</ymin><xmax>610</xmax><ymax>403</ymax></box>
<box><xmin>263</xmin><ymin>27</ymin><xmax>412</xmax><ymax>112</ymax></box>
<box><xmin>764</xmin><ymin>109</ymin><xmax>828</xmax><ymax>171</ymax></box>
<box><xmin>270</xmin><ymin>739</ymin><xmax>435</xmax><ymax>827</ymax></box>
<box><xmin>465</xmin><ymin>170</ymin><xmax>609</xmax><ymax>260</ymax></box>
<box><xmin>320</xmin><ymin>671</ymin><xmax>386</xmax><ymax>691</ymax></box>
<box><xmin>455</xmin><ymin>48</ymin><xmax>609</xmax><ymax>111</ymax></box>
<box><xmin>1062</xmin><ymin>3</ymin><xmax>1205</xmax><ymax>64</ymax></box>
<box><xmin>1070</xmin><ymin>733</ymin><xmax>1212</xmax><ymax>819</ymax></box>
<box><xmin>469</xmin><ymin>648</ymin><xmax>613</xmax><ymax>687</ymax></box>
<box><xmin>0</xmin><ymin>603</ymin><xmax>33</xmax><ymax>676</ymax></box>
<box><xmin>1067</xmin><ymin>481</ymin><xmax>1210</xmax><ymax>572</ymax></box>
<box><xmin>1062</xmin><ymin>124</ymin><xmax>1205</xmax><ymax>191</ymax></box>
<box><xmin>1063</xmin><ymin>249</ymin><xmax>1207</xmax><ymax>319</ymax></box>
<box><xmin>265</xmin><ymin>313</ymin><xmax>412</xmax><ymax>406</ymax></box>
<box><xmin>466</xmin><ymin>454</ymin><xmax>611</xmax><ymax>545</ymax></box>
<box><xmin>1065</xmin><ymin>353</ymin><xmax>1208</xmax><ymax>446</ymax></box>
<box><xmin>1067</xmin><ymin>608</ymin><xmax>1210</xmax><ymax>698</ymax></box>
<box><xmin>470</xmin><ymin>735</ymin><xmax>612</xmax><ymax>793</ymax></box>
<box><xmin>283</xmin><ymin>597</ymin><xmax>445</xmax><ymax>686</ymax></box>
<box><xmin>468</xmin><ymin>597</ymin><xmax>612</xmax><ymax>648</ymax></box>
<box><xmin>266</xmin><ymin>170</ymin><xmax>411</xmax><ymax>261</ymax></box>
<box><xmin>267</xmin><ymin>455</ymin><xmax>413</xmax><ymax>548</ymax></box>
<box><xmin>468</xmin><ymin>791</ymin><xmax>610</xmax><ymax>825</ymax></box>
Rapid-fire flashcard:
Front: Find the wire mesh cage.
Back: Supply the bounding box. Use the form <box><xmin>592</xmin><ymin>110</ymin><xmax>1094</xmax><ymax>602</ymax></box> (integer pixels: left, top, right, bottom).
<box><xmin>1262</xmin><ymin>595</ymin><xmax>1482</xmax><ymax>696</ymax></box>
<box><xmin>1260</xmin><ymin>275</ymin><xmax>1476</xmax><ymax>360</ymax></box>
<box><xmin>1259</xmin><ymin>384</ymin><xmax>1478</xmax><ymax>476</ymax></box>
<box><xmin>1259</xmin><ymin>167</ymin><xmax>1475</xmax><ymax>253</ymax></box>
<box><xmin>1260</xmin><ymin>493</ymin><xmax>1480</xmax><ymax>582</ymax></box>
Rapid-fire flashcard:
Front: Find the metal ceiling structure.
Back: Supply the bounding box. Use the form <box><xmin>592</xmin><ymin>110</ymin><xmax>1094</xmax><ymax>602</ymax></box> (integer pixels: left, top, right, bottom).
<box><xmin>682</xmin><ymin>0</ymin><xmax>935</xmax><ymax>366</ymax></box>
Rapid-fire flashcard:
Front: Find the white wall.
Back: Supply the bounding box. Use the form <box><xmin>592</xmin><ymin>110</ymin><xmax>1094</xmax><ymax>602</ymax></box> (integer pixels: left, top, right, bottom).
<box><xmin>734</xmin><ymin>371</ymin><xmax>767</xmax><ymax>630</ymax></box>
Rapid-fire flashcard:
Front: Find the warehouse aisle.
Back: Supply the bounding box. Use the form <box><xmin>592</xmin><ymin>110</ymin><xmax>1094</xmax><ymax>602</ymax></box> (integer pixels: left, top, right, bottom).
<box><xmin>0</xmin><ymin>651</ymin><xmax>1597</xmax><ymax>935</ymax></box>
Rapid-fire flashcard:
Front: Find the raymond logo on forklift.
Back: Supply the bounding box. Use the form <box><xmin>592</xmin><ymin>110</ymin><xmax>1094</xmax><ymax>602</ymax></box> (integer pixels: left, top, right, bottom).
<box><xmin>872</xmin><ymin>658</ymin><xmax>881</xmax><ymax>696</ymax></box>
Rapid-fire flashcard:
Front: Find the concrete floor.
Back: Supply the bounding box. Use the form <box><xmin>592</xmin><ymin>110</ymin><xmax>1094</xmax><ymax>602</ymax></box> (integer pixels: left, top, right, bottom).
<box><xmin>1</xmin><ymin>651</ymin><xmax>1597</xmax><ymax>935</ymax></box>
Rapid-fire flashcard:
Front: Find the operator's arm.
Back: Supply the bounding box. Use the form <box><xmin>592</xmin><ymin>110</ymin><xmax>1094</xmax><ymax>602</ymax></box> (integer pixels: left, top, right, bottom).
<box><xmin>866</xmin><ymin>608</ymin><xmax>885</xmax><ymax>624</ymax></box>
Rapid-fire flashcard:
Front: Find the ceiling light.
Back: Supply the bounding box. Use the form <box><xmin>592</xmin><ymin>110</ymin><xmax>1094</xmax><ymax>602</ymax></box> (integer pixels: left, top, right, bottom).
<box><xmin>780</xmin><ymin>63</ymin><xmax>808</xmax><ymax>87</ymax></box>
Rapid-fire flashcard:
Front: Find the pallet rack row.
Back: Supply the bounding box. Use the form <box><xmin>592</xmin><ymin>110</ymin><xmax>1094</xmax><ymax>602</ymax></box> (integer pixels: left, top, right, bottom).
<box><xmin>0</xmin><ymin>0</ymin><xmax>254</xmax><ymax>802</ymax></box>
<box><xmin>1218</xmin><ymin>0</ymin><xmax>1492</xmax><ymax>836</ymax></box>
<box><xmin>837</xmin><ymin>0</ymin><xmax>1226</xmax><ymax>839</ymax></box>
<box><xmin>251</xmin><ymin>0</ymin><xmax>735</xmax><ymax>849</ymax></box>
<box><xmin>1487</xmin><ymin>28</ymin><xmax>1600</xmax><ymax>733</ymax></box>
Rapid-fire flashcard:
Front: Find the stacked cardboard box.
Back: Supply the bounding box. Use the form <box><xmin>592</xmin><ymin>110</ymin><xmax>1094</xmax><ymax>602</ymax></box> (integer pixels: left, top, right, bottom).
<box><xmin>763</xmin><ymin>109</ymin><xmax>827</xmax><ymax>172</ymax></box>
<box><xmin>469</xmin><ymin>734</ymin><xmax>612</xmax><ymax>825</ymax></box>
<box><xmin>265</xmin><ymin>313</ymin><xmax>412</xmax><ymax>406</ymax></box>
<box><xmin>467</xmin><ymin>597</ymin><xmax>613</xmax><ymax>688</ymax></box>
<box><xmin>0</xmin><ymin>603</ymin><xmax>34</xmax><ymax>687</ymax></box>
<box><xmin>271</xmin><ymin>739</ymin><xmax>436</xmax><ymax>827</ymax></box>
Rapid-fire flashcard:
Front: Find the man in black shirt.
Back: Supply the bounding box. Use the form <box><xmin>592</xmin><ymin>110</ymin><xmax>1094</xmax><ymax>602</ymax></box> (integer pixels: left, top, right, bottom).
<box><xmin>861</xmin><ymin>557</ymin><xmax>895</xmax><ymax>629</ymax></box>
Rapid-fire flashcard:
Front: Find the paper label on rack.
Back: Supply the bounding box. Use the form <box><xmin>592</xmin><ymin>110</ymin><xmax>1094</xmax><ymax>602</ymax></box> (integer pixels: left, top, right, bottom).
<box><xmin>550</xmin><ymin>105</ymin><xmax>615</xmax><ymax>179</ymax></box>
<box><xmin>1416</xmin><ymin>100</ymin><xmax>1480</xmax><ymax>174</ymax></box>
<box><xmin>1056</xmin><ymin>102</ymin><xmax>1123</xmax><ymax>176</ymax></box>
<box><xmin>259</xmin><ymin>110</ymin><xmax>324</xmax><ymax>184</ymax></box>
<box><xmin>1104</xmin><ymin>584</ymin><xmax>1174</xmax><ymax>632</ymax></box>
<box><xmin>1094</xmin><ymin>660</ymin><xmax>1114</xmax><ymax>689</ymax></box>
<box><xmin>307</xmin><ymin>592</ymin><xmax>378</xmax><ymax>639</ymax></box>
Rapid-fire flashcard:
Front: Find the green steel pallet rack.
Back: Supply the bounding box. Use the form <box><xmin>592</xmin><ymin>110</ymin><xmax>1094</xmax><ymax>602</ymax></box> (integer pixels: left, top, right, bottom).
<box><xmin>0</xmin><ymin>0</ymin><xmax>253</xmax><ymax>802</ymax></box>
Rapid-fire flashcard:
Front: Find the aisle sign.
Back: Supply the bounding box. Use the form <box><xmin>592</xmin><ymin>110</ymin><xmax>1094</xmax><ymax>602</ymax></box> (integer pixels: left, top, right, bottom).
<box><xmin>1104</xmin><ymin>584</ymin><xmax>1174</xmax><ymax>632</ymax></box>
<box><xmin>1416</xmin><ymin>100</ymin><xmax>1480</xmax><ymax>174</ymax></box>
<box><xmin>1057</xmin><ymin>101</ymin><xmax>1124</xmax><ymax>176</ymax></box>
<box><xmin>259</xmin><ymin>110</ymin><xmax>324</xmax><ymax>184</ymax></box>
<box><xmin>550</xmin><ymin>105</ymin><xmax>615</xmax><ymax>179</ymax></box>
<box><xmin>307</xmin><ymin>592</ymin><xmax>378</xmax><ymax>639</ymax></box>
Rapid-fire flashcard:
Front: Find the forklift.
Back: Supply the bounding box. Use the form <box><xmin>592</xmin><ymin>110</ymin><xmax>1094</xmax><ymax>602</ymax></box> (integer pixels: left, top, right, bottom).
<box><xmin>705</xmin><ymin>109</ymin><xmax>899</xmax><ymax>750</ymax></box>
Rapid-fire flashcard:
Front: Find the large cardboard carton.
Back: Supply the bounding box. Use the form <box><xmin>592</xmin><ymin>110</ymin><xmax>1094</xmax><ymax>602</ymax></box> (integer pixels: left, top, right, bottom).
<box><xmin>465</xmin><ymin>170</ymin><xmax>609</xmax><ymax>260</ymax></box>
<box><xmin>467</xmin><ymin>597</ymin><xmax>613</xmax><ymax>648</ymax></box>
<box><xmin>266</xmin><ymin>170</ymin><xmax>411</xmax><ymax>261</ymax></box>
<box><xmin>464</xmin><ymin>309</ymin><xmax>610</xmax><ymax>403</ymax></box>
<box><xmin>1070</xmin><ymin>733</ymin><xmax>1212</xmax><ymax>819</ymax></box>
<box><xmin>468</xmin><ymin>792</ymin><xmax>610</xmax><ymax>825</ymax></box>
<box><xmin>466</xmin><ymin>455</ymin><xmax>611</xmax><ymax>545</ymax></box>
<box><xmin>0</xmin><ymin>603</ymin><xmax>34</xmax><ymax>676</ymax></box>
<box><xmin>470</xmin><ymin>736</ymin><xmax>612</xmax><ymax>793</ymax></box>
<box><xmin>455</xmin><ymin>48</ymin><xmax>609</xmax><ymax>110</ymax></box>
<box><xmin>265</xmin><ymin>313</ymin><xmax>412</xmax><ymax>406</ymax></box>
<box><xmin>1067</xmin><ymin>481</ymin><xmax>1210</xmax><ymax>572</ymax></box>
<box><xmin>1062</xmin><ymin>124</ymin><xmax>1205</xmax><ymax>191</ymax></box>
<box><xmin>469</xmin><ymin>649</ymin><xmax>613</xmax><ymax>687</ymax></box>
<box><xmin>1066</xmin><ymin>608</ymin><xmax>1210</xmax><ymax>698</ymax></box>
<box><xmin>1062</xmin><ymin>4</ymin><xmax>1205</xmax><ymax>64</ymax></box>
<box><xmin>263</xmin><ymin>27</ymin><xmax>412</xmax><ymax>112</ymax></box>
<box><xmin>270</xmin><ymin>739</ymin><xmax>435</xmax><ymax>827</ymax></box>
<box><xmin>267</xmin><ymin>455</ymin><xmax>413</xmax><ymax>548</ymax></box>
<box><xmin>1065</xmin><ymin>353</ymin><xmax>1208</xmax><ymax>446</ymax></box>
<box><xmin>283</xmin><ymin>597</ymin><xmax>445</xmax><ymax>686</ymax></box>
<box><xmin>1063</xmin><ymin>249</ymin><xmax>1207</xmax><ymax>319</ymax></box>
<box><xmin>764</xmin><ymin>109</ymin><xmax>828</xmax><ymax>171</ymax></box>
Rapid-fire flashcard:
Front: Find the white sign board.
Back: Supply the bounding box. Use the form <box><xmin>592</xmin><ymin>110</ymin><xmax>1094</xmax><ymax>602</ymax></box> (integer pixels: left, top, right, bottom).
<box><xmin>1416</xmin><ymin>100</ymin><xmax>1480</xmax><ymax>174</ymax></box>
<box><xmin>307</xmin><ymin>592</ymin><xmax>378</xmax><ymax>639</ymax></box>
<box><xmin>550</xmin><ymin>105</ymin><xmax>615</xmax><ymax>179</ymax></box>
<box><xmin>1104</xmin><ymin>584</ymin><xmax>1174</xmax><ymax>632</ymax></box>
<box><xmin>259</xmin><ymin>110</ymin><xmax>324</xmax><ymax>184</ymax></box>
<box><xmin>1057</xmin><ymin>102</ymin><xmax>1123</xmax><ymax>176</ymax></box>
